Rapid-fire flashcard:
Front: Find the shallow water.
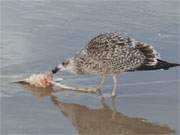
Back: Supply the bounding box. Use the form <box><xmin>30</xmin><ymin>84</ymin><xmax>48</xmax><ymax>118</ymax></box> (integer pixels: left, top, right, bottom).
<box><xmin>1</xmin><ymin>0</ymin><xmax>179</xmax><ymax>134</ymax></box>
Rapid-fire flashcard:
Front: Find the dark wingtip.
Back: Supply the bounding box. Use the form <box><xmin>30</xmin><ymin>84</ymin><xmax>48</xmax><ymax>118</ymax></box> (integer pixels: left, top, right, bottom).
<box><xmin>128</xmin><ymin>59</ymin><xmax>180</xmax><ymax>72</ymax></box>
<box><xmin>157</xmin><ymin>59</ymin><xmax>180</xmax><ymax>69</ymax></box>
<box><xmin>171</xmin><ymin>63</ymin><xmax>180</xmax><ymax>67</ymax></box>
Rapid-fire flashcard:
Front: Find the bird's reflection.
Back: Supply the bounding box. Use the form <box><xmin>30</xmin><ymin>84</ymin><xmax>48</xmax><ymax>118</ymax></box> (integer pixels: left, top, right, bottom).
<box><xmin>21</xmin><ymin>84</ymin><xmax>175</xmax><ymax>135</ymax></box>
<box><xmin>20</xmin><ymin>83</ymin><xmax>55</xmax><ymax>100</ymax></box>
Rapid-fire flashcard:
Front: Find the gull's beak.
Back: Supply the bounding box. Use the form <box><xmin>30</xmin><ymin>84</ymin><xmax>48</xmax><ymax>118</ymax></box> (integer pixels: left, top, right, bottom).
<box><xmin>51</xmin><ymin>64</ymin><xmax>64</xmax><ymax>74</ymax></box>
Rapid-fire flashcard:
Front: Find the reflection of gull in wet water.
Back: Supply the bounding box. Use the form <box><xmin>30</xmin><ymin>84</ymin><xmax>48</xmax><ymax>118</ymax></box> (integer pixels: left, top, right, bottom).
<box><xmin>52</xmin><ymin>96</ymin><xmax>173</xmax><ymax>135</ymax></box>
<box><xmin>51</xmin><ymin>96</ymin><xmax>174</xmax><ymax>135</ymax></box>
<box><xmin>21</xmin><ymin>84</ymin><xmax>175</xmax><ymax>135</ymax></box>
<box><xmin>20</xmin><ymin>83</ymin><xmax>55</xmax><ymax>100</ymax></box>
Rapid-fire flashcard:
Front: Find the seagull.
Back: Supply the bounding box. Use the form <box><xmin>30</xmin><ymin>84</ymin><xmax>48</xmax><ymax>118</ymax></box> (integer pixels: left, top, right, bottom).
<box><xmin>52</xmin><ymin>32</ymin><xmax>179</xmax><ymax>96</ymax></box>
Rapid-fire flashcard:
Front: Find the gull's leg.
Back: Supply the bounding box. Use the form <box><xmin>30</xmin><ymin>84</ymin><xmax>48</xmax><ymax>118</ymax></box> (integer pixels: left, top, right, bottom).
<box><xmin>90</xmin><ymin>75</ymin><xmax>106</xmax><ymax>95</ymax></box>
<box><xmin>96</xmin><ymin>75</ymin><xmax>106</xmax><ymax>90</ymax></box>
<box><xmin>112</xmin><ymin>75</ymin><xmax>117</xmax><ymax>97</ymax></box>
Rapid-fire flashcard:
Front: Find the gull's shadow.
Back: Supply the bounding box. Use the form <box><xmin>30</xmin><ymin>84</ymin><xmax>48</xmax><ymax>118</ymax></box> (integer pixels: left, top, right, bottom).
<box><xmin>21</xmin><ymin>84</ymin><xmax>175</xmax><ymax>135</ymax></box>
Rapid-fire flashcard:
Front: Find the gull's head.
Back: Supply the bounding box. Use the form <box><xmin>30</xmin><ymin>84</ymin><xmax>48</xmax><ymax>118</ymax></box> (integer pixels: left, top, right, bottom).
<box><xmin>52</xmin><ymin>57</ymin><xmax>84</xmax><ymax>74</ymax></box>
<box><xmin>53</xmin><ymin>58</ymin><xmax>77</xmax><ymax>74</ymax></box>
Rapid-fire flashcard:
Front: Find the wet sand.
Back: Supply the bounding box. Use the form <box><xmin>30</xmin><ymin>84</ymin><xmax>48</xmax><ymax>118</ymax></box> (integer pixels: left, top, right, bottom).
<box><xmin>1</xmin><ymin>0</ymin><xmax>179</xmax><ymax>134</ymax></box>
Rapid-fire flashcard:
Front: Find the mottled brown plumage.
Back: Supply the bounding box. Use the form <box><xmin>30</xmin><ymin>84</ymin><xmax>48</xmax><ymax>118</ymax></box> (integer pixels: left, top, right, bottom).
<box><xmin>73</xmin><ymin>32</ymin><xmax>156</xmax><ymax>75</ymax></box>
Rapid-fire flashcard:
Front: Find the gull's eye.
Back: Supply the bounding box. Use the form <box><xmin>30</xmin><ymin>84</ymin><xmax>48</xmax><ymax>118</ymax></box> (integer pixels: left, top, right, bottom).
<box><xmin>62</xmin><ymin>60</ymin><xmax>69</xmax><ymax>67</ymax></box>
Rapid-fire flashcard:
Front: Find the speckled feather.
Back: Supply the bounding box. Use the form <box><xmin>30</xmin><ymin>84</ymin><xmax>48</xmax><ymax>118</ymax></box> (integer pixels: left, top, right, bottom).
<box><xmin>74</xmin><ymin>32</ymin><xmax>158</xmax><ymax>75</ymax></box>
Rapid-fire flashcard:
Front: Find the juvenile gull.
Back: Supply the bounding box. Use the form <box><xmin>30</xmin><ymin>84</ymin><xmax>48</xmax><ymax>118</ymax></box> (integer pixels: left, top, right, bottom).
<box><xmin>52</xmin><ymin>32</ymin><xmax>179</xmax><ymax>96</ymax></box>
